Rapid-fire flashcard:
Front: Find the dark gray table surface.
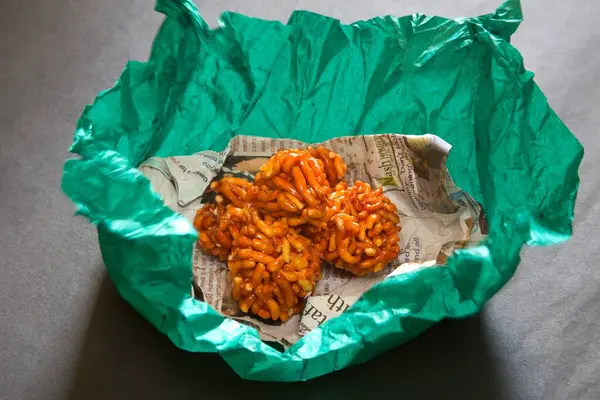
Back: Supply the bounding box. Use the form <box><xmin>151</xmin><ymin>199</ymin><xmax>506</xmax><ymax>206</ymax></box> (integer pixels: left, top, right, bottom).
<box><xmin>1</xmin><ymin>1</ymin><xmax>599</xmax><ymax>399</ymax></box>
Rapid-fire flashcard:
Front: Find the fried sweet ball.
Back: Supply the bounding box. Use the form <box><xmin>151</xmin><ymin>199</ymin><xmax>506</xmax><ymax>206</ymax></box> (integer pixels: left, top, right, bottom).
<box><xmin>322</xmin><ymin>181</ymin><xmax>401</xmax><ymax>276</ymax></box>
<box><xmin>194</xmin><ymin>147</ymin><xmax>401</xmax><ymax>321</ymax></box>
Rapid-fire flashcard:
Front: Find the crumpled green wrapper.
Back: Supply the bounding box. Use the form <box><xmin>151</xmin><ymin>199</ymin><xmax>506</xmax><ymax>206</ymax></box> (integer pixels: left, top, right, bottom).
<box><xmin>61</xmin><ymin>0</ymin><xmax>583</xmax><ymax>381</ymax></box>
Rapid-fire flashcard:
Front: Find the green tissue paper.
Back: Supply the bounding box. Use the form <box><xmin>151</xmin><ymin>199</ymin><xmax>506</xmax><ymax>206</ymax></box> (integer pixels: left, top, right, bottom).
<box><xmin>62</xmin><ymin>0</ymin><xmax>582</xmax><ymax>381</ymax></box>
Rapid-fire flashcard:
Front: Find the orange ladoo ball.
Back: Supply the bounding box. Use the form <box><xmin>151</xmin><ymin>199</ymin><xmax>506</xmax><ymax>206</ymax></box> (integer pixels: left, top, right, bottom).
<box><xmin>322</xmin><ymin>181</ymin><xmax>401</xmax><ymax>276</ymax></box>
<box><xmin>194</xmin><ymin>146</ymin><xmax>401</xmax><ymax>321</ymax></box>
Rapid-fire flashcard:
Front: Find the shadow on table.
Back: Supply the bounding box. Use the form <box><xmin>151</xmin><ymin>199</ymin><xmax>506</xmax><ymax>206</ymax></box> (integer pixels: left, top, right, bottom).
<box><xmin>69</xmin><ymin>273</ymin><xmax>507</xmax><ymax>400</ymax></box>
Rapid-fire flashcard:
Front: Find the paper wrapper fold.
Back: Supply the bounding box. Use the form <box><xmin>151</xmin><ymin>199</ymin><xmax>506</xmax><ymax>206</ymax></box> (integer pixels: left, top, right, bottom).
<box><xmin>141</xmin><ymin>134</ymin><xmax>487</xmax><ymax>346</ymax></box>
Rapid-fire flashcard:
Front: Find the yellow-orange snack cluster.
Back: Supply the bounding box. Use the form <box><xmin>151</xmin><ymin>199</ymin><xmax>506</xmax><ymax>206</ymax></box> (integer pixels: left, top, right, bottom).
<box><xmin>194</xmin><ymin>147</ymin><xmax>401</xmax><ymax>321</ymax></box>
<box><xmin>194</xmin><ymin>196</ymin><xmax>320</xmax><ymax>322</ymax></box>
<box><xmin>322</xmin><ymin>181</ymin><xmax>401</xmax><ymax>276</ymax></box>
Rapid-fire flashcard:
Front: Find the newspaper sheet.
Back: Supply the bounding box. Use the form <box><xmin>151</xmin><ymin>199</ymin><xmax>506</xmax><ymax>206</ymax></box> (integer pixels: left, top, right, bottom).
<box><xmin>140</xmin><ymin>134</ymin><xmax>487</xmax><ymax>346</ymax></box>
